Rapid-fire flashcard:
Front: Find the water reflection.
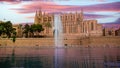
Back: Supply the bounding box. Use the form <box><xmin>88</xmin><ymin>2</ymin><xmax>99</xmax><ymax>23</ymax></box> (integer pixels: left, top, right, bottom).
<box><xmin>0</xmin><ymin>46</ymin><xmax>120</xmax><ymax>68</ymax></box>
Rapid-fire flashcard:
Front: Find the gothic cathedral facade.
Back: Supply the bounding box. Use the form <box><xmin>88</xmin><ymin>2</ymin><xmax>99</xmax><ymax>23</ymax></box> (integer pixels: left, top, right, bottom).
<box><xmin>34</xmin><ymin>10</ymin><xmax>103</xmax><ymax>38</ymax></box>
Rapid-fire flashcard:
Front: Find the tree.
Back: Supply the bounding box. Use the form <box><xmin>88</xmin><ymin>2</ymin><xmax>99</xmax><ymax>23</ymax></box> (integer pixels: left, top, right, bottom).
<box><xmin>4</xmin><ymin>21</ymin><xmax>14</xmax><ymax>38</ymax></box>
<box><xmin>0</xmin><ymin>23</ymin><xmax>5</xmax><ymax>36</ymax></box>
<box><xmin>30</xmin><ymin>24</ymin><xmax>44</xmax><ymax>37</ymax></box>
<box><xmin>22</xmin><ymin>24</ymin><xmax>44</xmax><ymax>38</ymax></box>
<box><xmin>0</xmin><ymin>21</ymin><xmax>17</xmax><ymax>42</ymax></box>
<box><xmin>23</xmin><ymin>24</ymin><xmax>30</xmax><ymax>38</ymax></box>
<box><xmin>0</xmin><ymin>21</ymin><xmax>15</xmax><ymax>38</ymax></box>
<box><xmin>12</xmin><ymin>28</ymin><xmax>16</xmax><ymax>43</ymax></box>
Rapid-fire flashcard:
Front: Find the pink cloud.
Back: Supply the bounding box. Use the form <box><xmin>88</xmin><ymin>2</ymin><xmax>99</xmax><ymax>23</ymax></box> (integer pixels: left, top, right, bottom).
<box><xmin>26</xmin><ymin>16</ymin><xmax>34</xmax><ymax>19</ymax></box>
<box><xmin>7</xmin><ymin>1</ymin><xmax>21</xmax><ymax>4</ymax></box>
<box><xmin>22</xmin><ymin>2</ymin><xmax>69</xmax><ymax>11</ymax></box>
<box><xmin>10</xmin><ymin>1</ymin><xmax>72</xmax><ymax>13</ymax></box>
<box><xmin>11</xmin><ymin>1</ymin><xmax>120</xmax><ymax>14</ymax></box>
<box><xmin>0</xmin><ymin>0</ymin><xmax>21</xmax><ymax>5</ymax></box>
<box><xmin>62</xmin><ymin>2</ymin><xmax>120</xmax><ymax>12</ymax></box>
<box><xmin>0</xmin><ymin>0</ymin><xmax>14</xmax><ymax>1</ymax></box>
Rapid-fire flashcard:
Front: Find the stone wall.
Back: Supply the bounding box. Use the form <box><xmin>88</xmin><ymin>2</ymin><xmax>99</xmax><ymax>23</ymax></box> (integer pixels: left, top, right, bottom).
<box><xmin>89</xmin><ymin>36</ymin><xmax>120</xmax><ymax>46</ymax></box>
<box><xmin>0</xmin><ymin>37</ymin><xmax>120</xmax><ymax>47</ymax></box>
<box><xmin>0</xmin><ymin>38</ymin><xmax>54</xmax><ymax>47</ymax></box>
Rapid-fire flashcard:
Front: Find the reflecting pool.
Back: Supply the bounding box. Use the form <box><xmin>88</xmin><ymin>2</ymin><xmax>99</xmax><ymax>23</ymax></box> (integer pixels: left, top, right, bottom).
<box><xmin>0</xmin><ymin>46</ymin><xmax>120</xmax><ymax>68</ymax></box>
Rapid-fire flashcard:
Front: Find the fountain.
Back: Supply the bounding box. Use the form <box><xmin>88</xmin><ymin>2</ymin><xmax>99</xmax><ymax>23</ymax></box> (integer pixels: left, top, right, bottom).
<box><xmin>54</xmin><ymin>14</ymin><xmax>64</xmax><ymax>48</ymax></box>
<box><xmin>54</xmin><ymin>14</ymin><xmax>65</xmax><ymax>68</ymax></box>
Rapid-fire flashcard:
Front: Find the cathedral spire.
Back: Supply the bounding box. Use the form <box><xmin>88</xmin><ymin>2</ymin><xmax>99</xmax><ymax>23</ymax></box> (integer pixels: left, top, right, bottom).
<box><xmin>34</xmin><ymin>8</ymin><xmax>42</xmax><ymax>24</ymax></box>
<box><xmin>34</xmin><ymin>10</ymin><xmax>38</xmax><ymax>24</ymax></box>
<box><xmin>37</xmin><ymin>8</ymin><xmax>42</xmax><ymax>17</ymax></box>
<box><xmin>80</xmin><ymin>8</ymin><xmax>84</xmax><ymax>21</ymax></box>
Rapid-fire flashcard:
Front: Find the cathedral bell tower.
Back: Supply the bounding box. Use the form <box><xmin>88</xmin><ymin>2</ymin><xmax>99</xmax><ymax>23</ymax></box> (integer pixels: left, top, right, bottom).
<box><xmin>34</xmin><ymin>10</ymin><xmax>42</xmax><ymax>24</ymax></box>
<box><xmin>76</xmin><ymin>9</ymin><xmax>84</xmax><ymax>24</ymax></box>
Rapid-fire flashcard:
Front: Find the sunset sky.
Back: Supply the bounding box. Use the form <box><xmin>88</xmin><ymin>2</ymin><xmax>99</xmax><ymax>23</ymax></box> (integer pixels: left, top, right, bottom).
<box><xmin>0</xmin><ymin>0</ymin><xmax>120</xmax><ymax>24</ymax></box>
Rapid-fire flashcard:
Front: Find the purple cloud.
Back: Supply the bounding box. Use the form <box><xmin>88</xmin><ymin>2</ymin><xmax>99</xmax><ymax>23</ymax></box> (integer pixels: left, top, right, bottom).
<box><xmin>62</xmin><ymin>2</ymin><xmax>120</xmax><ymax>12</ymax></box>
<box><xmin>84</xmin><ymin>14</ymin><xmax>112</xmax><ymax>19</ymax></box>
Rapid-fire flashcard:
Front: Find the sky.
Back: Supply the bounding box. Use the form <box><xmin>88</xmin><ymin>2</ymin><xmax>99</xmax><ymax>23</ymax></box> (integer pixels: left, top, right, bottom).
<box><xmin>0</xmin><ymin>0</ymin><xmax>120</xmax><ymax>24</ymax></box>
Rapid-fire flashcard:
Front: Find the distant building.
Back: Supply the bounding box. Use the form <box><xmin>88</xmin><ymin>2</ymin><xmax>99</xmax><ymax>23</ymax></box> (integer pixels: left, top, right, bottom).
<box><xmin>103</xmin><ymin>28</ymin><xmax>116</xmax><ymax>36</ymax></box>
<box><xmin>115</xmin><ymin>28</ymin><xmax>120</xmax><ymax>36</ymax></box>
<box><xmin>34</xmin><ymin>10</ymin><xmax>54</xmax><ymax>36</ymax></box>
<box><xmin>34</xmin><ymin>9</ymin><xmax>103</xmax><ymax>38</ymax></box>
<box><xmin>13</xmin><ymin>24</ymin><xmax>23</xmax><ymax>37</ymax></box>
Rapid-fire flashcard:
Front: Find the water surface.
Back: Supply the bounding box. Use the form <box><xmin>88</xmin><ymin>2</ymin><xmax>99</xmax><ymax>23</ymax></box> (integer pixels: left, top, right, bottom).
<box><xmin>0</xmin><ymin>46</ymin><xmax>120</xmax><ymax>68</ymax></box>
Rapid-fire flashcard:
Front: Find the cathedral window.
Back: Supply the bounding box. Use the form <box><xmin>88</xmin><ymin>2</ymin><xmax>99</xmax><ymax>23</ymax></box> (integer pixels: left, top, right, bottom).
<box><xmin>65</xmin><ymin>16</ymin><xmax>67</xmax><ymax>20</ymax></box>
<box><xmin>43</xmin><ymin>17</ymin><xmax>47</xmax><ymax>22</ymax></box>
<box><xmin>61</xmin><ymin>16</ymin><xmax>62</xmax><ymax>20</ymax></box>
<box><xmin>73</xmin><ymin>26</ymin><xmax>76</xmax><ymax>33</ymax></box>
<box><xmin>39</xmin><ymin>18</ymin><xmax>41</xmax><ymax>21</ymax></box>
<box><xmin>71</xmin><ymin>15</ymin><xmax>72</xmax><ymax>21</ymax></box>
<box><xmin>91</xmin><ymin>22</ymin><xmax>94</xmax><ymax>30</ymax></box>
<box><xmin>48</xmin><ymin>17</ymin><xmax>51</xmax><ymax>21</ymax></box>
<box><xmin>63</xmin><ymin>26</ymin><xmax>66</xmax><ymax>33</ymax></box>
<box><xmin>108</xmin><ymin>31</ymin><xmax>112</xmax><ymax>35</ymax></box>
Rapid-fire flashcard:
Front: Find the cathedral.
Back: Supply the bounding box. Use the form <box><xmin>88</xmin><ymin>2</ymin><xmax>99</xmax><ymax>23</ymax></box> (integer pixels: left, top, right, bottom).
<box><xmin>34</xmin><ymin>10</ymin><xmax>103</xmax><ymax>38</ymax></box>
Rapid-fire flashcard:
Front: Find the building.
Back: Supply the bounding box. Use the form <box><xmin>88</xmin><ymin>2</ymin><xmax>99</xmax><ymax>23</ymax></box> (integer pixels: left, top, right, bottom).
<box><xmin>34</xmin><ymin>9</ymin><xmax>103</xmax><ymax>38</ymax></box>
<box><xmin>13</xmin><ymin>24</ymin><xmax>23</xmax><ymax>37</ymax></box>
<box><xmin>34</xmin><ymin>10</ymin><xmax>54</xmax><ymax>37</ymax></box>
<box><xmin>115</xmin><ymin>28</ymin><xmax>120</xmax><ymax>36</ymax></box>
<box><xmin>103</xmin><ymin>27</ymin><xmax>116</xmax><ymax>36</ymax></box>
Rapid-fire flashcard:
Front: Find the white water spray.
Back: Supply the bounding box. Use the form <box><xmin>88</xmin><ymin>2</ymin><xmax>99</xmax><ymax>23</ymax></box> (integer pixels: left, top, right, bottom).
<box><xmin>54</xmin><ymin>14</ymin><xmax>64</xmax><ymax>68</ymax></box>
<box><xmin>54</xmin><ymin>14</ymin><xmax>63</xmax><ymax>47</ymax></box>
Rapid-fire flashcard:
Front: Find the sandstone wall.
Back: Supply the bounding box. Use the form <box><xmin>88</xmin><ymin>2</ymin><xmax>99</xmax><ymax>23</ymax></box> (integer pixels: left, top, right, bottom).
<box><xmin>0</xmin><ymin>38</ymin><xmax>54</xmax><ymax>47</ymax></box>
<box><xmin>0</xmin><ymin>37</ymin><xmax>120</xmax><ymax>47</ymax></box>
<box><xmin>89</xmin><ymin>36</ymin><xmax>120</xmax><ymax>46</ymax></box>
<box><xmin>0</xmin><ymin>38</ymin><xmax>80</xmax><ymax>47</ymax></box>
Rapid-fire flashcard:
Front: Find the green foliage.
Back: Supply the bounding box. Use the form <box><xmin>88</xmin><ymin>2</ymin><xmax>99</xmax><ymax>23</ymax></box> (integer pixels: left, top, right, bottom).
<box><xmin>30</xmin><ymin>24</ymin><xmax>44</xmax><ymax>33</ymax></box>
<box><xmin>23</xmin><ymin>24</ymin><xmax>30</xmax><ymax>38</ymax></box>
<box><xmin>0</xmin><ymin>21</ymin><xmax>16</xmax><ymax>38</ymax></box>
<box><xmin>23</xmin><ymin>24</ymin><xmax>30</xmax><ymax>33</ymax></box>
<box><xmin>4</xmin><ymin>21</ymin><xmax>13</xmax><ymax>38</ymax></box>
<box><xmin>12</xmin><ymin>31</ymin><xmax>16</xmax><ymax>43</ymax></box>
<box><xmin>0</xmin><ymin>21</ymin><xmax>17</xmax><ymax>42</ymax></box>
<box><xmin>23</xmin><ymin>24</ymin><xmax>44</xmax><ymax>38</ymax></box>
<box><xmin>0</xmin><ymin>23</ymin><xmax>5</xmax><ymax>36</ymax></box>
